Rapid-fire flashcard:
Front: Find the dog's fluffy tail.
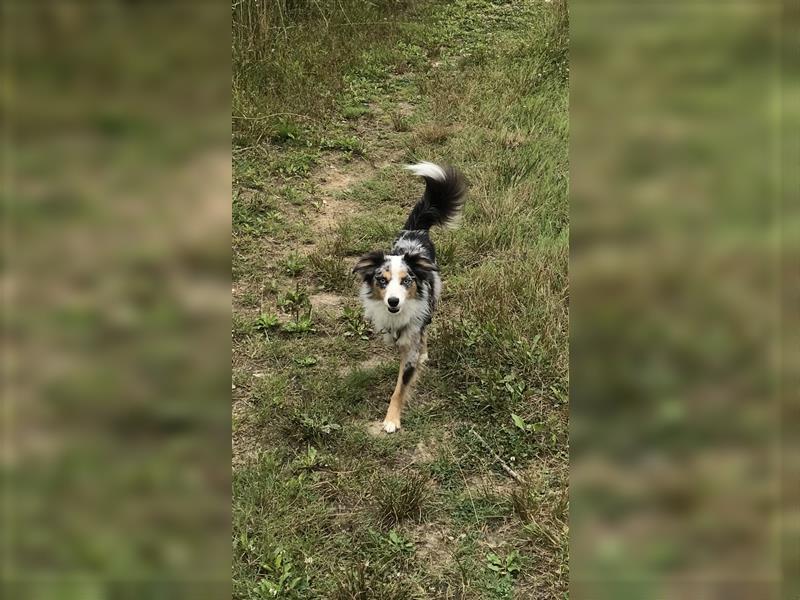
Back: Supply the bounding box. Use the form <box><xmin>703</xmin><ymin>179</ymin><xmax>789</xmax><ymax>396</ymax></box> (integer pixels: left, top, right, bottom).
<box><xmin>402</xmin><ymin>162</ymin><xmax>467</xmax><ymax>230</ymax></box>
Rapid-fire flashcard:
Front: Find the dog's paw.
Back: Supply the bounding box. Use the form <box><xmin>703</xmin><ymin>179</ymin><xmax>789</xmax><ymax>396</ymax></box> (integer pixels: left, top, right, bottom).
<box><xmin>382</xmin><ymin>419</ymin><xmax>401</xmax><ymax>434</ymax></box>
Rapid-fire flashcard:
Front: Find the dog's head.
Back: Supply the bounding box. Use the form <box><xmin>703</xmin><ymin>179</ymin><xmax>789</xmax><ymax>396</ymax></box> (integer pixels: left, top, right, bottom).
<box><xmin>353</xmin><ymin>251</ymin><xmax>437</xmax><ymax>314</ymax></box>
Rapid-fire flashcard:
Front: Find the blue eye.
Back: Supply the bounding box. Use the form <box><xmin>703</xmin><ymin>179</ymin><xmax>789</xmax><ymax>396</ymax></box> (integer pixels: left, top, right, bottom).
<box><xmin>402</xmin><ymin>277</ymin><xmax>412</xmax><ymax>285</ymax></box>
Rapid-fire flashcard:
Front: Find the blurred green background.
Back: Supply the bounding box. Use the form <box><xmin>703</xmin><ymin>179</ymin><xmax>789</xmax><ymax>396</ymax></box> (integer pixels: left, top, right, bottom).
<box><xmin>3</xmin><ymin>2</ymin><xmax>231</xmax><ymax>598</ymax></box>
<box><xmin>3</xmin><ymin>1</ymin><xmax>796</xmax><ymax>598</ymax></box>
<box><xmin>570</xmin><ymin>1</ymin><xmax>793</xmax><ymax>598</ymax></box>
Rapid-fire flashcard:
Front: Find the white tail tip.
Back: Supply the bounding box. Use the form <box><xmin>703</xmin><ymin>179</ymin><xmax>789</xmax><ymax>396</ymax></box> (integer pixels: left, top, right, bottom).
<box><xmin>404</xmin><ymin>161</ymin><xmax>446</xmax><ymax>182</ymax></box>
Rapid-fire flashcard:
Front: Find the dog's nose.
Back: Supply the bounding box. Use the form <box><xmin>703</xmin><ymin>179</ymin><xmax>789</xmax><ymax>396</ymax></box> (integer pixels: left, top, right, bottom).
<box><xmin>387</xmin><ymin>297</ymin><xmax>400</xmax><ymax>308</ymax></box>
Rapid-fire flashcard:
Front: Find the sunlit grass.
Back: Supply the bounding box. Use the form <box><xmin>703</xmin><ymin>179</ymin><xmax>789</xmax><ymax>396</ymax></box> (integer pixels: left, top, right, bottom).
<box><xmin>232</xmin><ymin>1</ymin><xmax>568</xmax><ymax>597</ymax></box>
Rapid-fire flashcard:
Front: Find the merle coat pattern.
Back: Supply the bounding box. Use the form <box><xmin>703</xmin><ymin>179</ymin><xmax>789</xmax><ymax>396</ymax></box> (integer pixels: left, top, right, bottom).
<box><xmin>353</xmin><ymin>162</ymin><xmax>467</xmax><ymax>433</ymax></box>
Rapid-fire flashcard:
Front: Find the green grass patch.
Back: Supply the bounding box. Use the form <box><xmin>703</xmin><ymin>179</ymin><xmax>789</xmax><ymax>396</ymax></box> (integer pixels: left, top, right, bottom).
<box><xmin>233</xmin><ymin>0</ymin><xmax>568</xmax><ymax>597</ymax></box>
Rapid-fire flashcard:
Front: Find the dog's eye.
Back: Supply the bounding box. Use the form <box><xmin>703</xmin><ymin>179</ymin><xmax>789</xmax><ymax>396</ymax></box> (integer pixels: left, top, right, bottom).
<box><xmin>376</xmin><ymin>276</ymin><xmax>387</xmax><ymax>287</ymax></box>
<box><xmin>402</xmin><ymin>276</ymin><xmax>412</xmax><ymax>286</ymax></box>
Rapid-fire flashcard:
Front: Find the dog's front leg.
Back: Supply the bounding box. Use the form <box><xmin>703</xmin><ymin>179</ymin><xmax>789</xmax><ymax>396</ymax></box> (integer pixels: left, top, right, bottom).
<box><xmin>419</xmin><ymin>329</ymin><xmax>428</xmax><ymax>365</ymax></box>
<box><xmin>383</xmin><ymin>336</ymin><xmax>421</xmax><ymax>434</ymax></box>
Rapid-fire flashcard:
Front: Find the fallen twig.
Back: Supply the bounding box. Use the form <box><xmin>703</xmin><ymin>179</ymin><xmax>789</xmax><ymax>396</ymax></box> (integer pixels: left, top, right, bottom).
<box><xmin>232</xmin><ymin>112</ymin><xmax>317</xmax><ymax>123</ymax></box>
<box><xmin>470</xmin><ymin>428</ymin><xmax>526</xmax><ymax>484</ymax></box>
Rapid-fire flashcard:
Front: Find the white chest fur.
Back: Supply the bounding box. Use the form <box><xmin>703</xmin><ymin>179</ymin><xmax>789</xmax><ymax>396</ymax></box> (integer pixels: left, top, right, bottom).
<box><xmin>360</xmin><ymin>285</ymin><xmax>429</xmax><ymax>340</ymax></box>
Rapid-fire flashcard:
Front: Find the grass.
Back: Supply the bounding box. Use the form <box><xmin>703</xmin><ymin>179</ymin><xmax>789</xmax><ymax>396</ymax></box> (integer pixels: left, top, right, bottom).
<box><xmin>375</xmin><ymin>473</ymin><xmax>431</xmax><ymax>530</ymax></box>
<box><xmin>232</xmin><ymin>0</ymin><xmax>568</xmax><ymax>598</ymax></box>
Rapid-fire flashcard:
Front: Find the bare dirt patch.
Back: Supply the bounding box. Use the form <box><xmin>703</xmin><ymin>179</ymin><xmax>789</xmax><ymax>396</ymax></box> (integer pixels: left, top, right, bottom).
<box><xmin>232</xmin><ymin>398</ymin><xmax>261</xmax><ymax>469</ymax></box>
<box><xmin>410</xmin><ymin>439</ymin><xmax>437</xmax><ymax>463</ymax></box>
<box><xmin>359</xmin><ymin>354</ymin><xmax>388</xmax><ymax>370</ymax></box>
<box><xmin>465</xmin><ymin>472</ymin><xmax>519</xmax><ymax>497</ymax></box>
<box><xmin>232</xmin><ymin>438</ymin><xmax>261</xmax><ymax>470</ymax></box>
<box><xmin>310</xmin><ymin>157</ymin><xmax>378</xmax><ymax>233</ymax></box>
<box><xmin>310</xmin><ymin>291</ymin><xmax>346</xmax><ymax>314</ymax></box>
<box><xmin>481</xmin><ymin>525</ymin><xmax>514</xmax><ymax>552</ymax></box>
<box><xmin>314</xmin><ymin>200</ymin><xmax>357</xmax><ymax>235</ymax></box>
<box><xmin>317</xmin><ymin>166</ymin><xmax>363</xmax><ymax>194</ymax></box>
<box><xmin>410</xmin><ymin>524</ymin><xmax>456</xmax><ymax>572</ymax></box>
<box><xmin>337</xmin><ymin>353</ymin><xmax>390</xmax><ymax>377</ymax></box>
<box><xmin>396</xmin><ymin>101</ymin><xmax>415</xmax><ymax>117</ymax></box>
<box><xmin>366</xmin><ymin>421</ymin><xmax>388</xmax><ymax>437</ymax></box>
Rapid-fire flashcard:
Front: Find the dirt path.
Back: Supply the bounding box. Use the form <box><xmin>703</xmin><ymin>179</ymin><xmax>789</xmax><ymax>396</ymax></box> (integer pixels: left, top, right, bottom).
<box><xmin>232</xmin><ymin>2</ymin><xmax>569</xmax><ymax>597</ymax></box>
<box><xmin>232</xmin><ymin>114</ymin><xmax>409</xmax><ymax>466</ymax></box>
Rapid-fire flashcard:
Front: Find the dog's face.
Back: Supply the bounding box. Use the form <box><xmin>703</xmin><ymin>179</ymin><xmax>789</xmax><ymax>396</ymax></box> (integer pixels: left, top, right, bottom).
<box><xmin>353</xmin><ymin>251</ymin><xmax>437</xmax><ymax>314</ymax></box>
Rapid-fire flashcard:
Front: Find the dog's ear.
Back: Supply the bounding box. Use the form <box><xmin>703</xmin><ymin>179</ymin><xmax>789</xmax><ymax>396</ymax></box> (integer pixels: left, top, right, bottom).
<box><xmin>404</xmin><ymin>252</ymin><xmax>438</xmax><ymax>282</ymax></box>
<box><xmin>353</xmin><ymin>251</ymin><xmax>385</xmax><ymax>281</ymax></box>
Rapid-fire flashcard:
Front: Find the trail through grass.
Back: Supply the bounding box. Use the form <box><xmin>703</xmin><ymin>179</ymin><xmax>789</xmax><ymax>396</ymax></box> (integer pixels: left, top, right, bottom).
<box><xmin>232</xmin><ymin>1</ymin><xmax>568</xmax><ymax>598</ymax></box>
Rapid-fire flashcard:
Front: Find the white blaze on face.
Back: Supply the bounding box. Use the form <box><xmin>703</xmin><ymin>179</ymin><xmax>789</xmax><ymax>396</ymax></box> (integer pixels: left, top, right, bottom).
<box><xmin>385</xmin><ymin>255</ymin><xmax>408</xmax><ymax>310</ymax></box>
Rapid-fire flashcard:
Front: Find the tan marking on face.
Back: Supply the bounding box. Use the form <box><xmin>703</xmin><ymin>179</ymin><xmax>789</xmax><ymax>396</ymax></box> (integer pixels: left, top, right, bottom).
<box><xmin>407</xmin><ymin>279</ymin><xmax>418</xmax><ymax>299</ymax></box>
<box><xmin>370</xmin><ymin>279</ymin><xmax>385</xmax><ymax>300</ymax></box>
<box><xmin>370</xmin><ymin>270</ymin><xmax>391</xmax><ymax>300</ymax></box>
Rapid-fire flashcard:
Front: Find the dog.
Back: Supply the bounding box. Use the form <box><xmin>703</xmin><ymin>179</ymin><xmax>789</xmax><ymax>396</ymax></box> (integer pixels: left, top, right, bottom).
<box><xmin>353</xmin><ymin>162</ymin><xmax>467</xmax><ymax>433</ymax></box>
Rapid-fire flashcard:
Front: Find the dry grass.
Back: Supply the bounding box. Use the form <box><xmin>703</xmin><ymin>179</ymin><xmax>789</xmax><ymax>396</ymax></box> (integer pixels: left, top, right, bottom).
<box><xmin>232</xmin><ymin>1</ymin><xmax>569</xmax><ymax>598</ymax></box>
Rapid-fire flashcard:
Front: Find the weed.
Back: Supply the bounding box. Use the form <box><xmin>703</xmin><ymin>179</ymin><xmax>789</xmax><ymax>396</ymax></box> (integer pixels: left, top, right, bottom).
<box><xmin>499</xmin><ymin>372</ymin><xmax>527</xmax><ymax>403</ymax></box>
<box><xmin>425</xmin><ymin>454</ymin><xmax>461</xmax><ymax>490</ymax></box>
<box><xmin>263</xmin><ymin>279</ymin><xmax>279</xmax><ymax>296</ymax></box>
<box><xmin>272</xmin><ymin>151</ymin><xmax>318</xmax><ymax>178</ymax></box>
<box><xmin>280</xmin><ymin>251</ymin><xmax>307</xmax><ymax>276</ymax></box>
<box><xmin>233</xmin><ymin>191</ymin><xmax>281</xmax><ymax>236</ymax></box>
<box><xmin>510</xmin><ymin>475</ymin><xmax>568</xmax><ymax>554</ymax></box>
<box><xmin>486</xmin><ymin>550</ymin><xmax>521</xmax><ymax>579</ymax></box>
<box><xmin>390</xmin><ymin>112</ymin><xmax>411</xmax><ymax>132</ymax></box>
<box><xmin>415</xmin><ymin>122</ymin><xmax>451</xmax><ymax>145</ymax></box>
<box><xmin>332</xmin><ymin>562</ymin><xmax>412</xmax><ymax>600</ymax></box>
<box><xmin>278</xmin><ymin>284</ymin><xmax>314</xmax><ymax>334</ymax></box>
<box><xmin>511</xmin><ymin>412</ymin><xmax>542</xmax><ymax>434</ymax></box>
<box><xmin>233</xmin><ymin>312</ymin><xmax>255</xmax><ymax>339</ymax></box>
<box><xmin>342</xmin><ymin>105</ymin><xmax>371</xmax><ymax>120</ymax></box>
<box><xmin>291</xmin><ymin>412</ymin><xmax>342</xmax><ymax>444</ymax></box>
<box><xmin>270</xmin><ymin>120</ymin><xmax>305</xmax><ymax>144</ymax></box>
<box><xmin>309</xmin><ymin>252</ymin><xmax>351</xmax><ymax>293</ymax></box>
<box><xmin>254</xmin><ymin>312</ymin><xmax>280</xmax><ymax>333</ymax></box>
<box><xmin>320</xmin><ymin>135</ymin><xmax>365</xmax><ymax>156</ymax></box>
<box><xmin>342</xmin><ymin>305</ymin><xmax>370</xmax><ymax>341</ymax></box>
<box><xmin>483</xmin><ymin>550</ymin><xmax>522</xmax><ymax>599</ymax></box>
<box><xmin>374</xmin><ymin>473</ymin><xmax>430</xmax><ymax>530</ymax></box>
<box><xmin>282</xmin><ymin>315</ymin><xmax>314</xmax><ymax>335</ymax></box>
<box><xmin>234</xmin><ymin>159</ymin><xmax>269</xmax><ymax>189</ymax></box>
<box><xmin>333</xmin><ymin>562</ymin><xmax>370</xmax><ymax>600</ymax></box>
<box><xmin>292</xmin><ymin>446</ymin><xmax>327</xmax><ymax>472</ymax></box>
<box><xmin>278</xmin><ymin>286</ymin><xmax>310</xmax><ymax>315</ymax></box>
<box><xmin>293</xmin><ymin>355</ymin><xmax>318</xmax><ymax>368</ymax></box>
<box><xmin>386</xmin><ymin>530</ymin><xmax>415</xmax><ymax>555</ymax></box>
<box><xmin>251</xmin><ymin>548</ymin><xmax>309</xmax><ymax>599</ymax></box>
<box><xmin>281</xmin><ymin>186</ymin><xmax>305</xmax><ymax>206</ymax></box>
